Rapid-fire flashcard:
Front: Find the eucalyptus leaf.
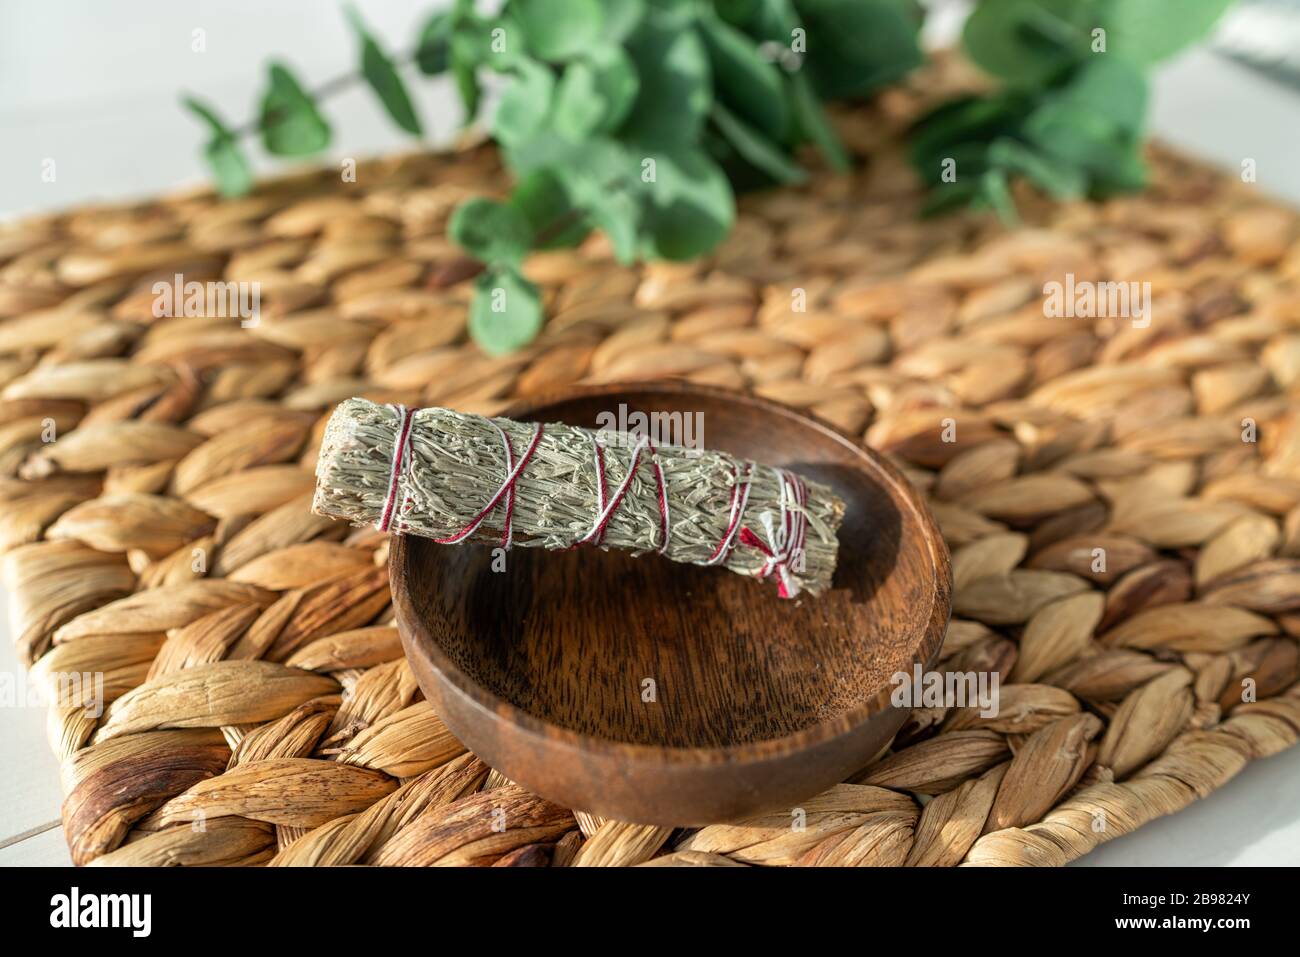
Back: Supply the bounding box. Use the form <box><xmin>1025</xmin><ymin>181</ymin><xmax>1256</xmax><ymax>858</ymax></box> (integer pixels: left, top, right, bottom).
<box><xmin>622</xmin><ymin>9</ymin><xmax>712</xmax><ymax>147</ymax></box>
<box><xmin>1024</xmin><ymin>98</ymin><xmax>1129</xmax><ymax>176</ymax></box>
<box><xmin>710</xmin><ymin>102</ymin><xmax>807</xmax><ymax>185</ymax></box>
<box><xmin>455</xmin><ymin>13</ymin><xmax>509</xmax><ymax>68</ymax></box>
<box><xmin>492</xmin><ymin>57</ymin><xmax>554</xmax><ymax>148</ymax></box>
<box><xmin>788</xmin><ymin>73</ymin><xmax>851</xmax><ymax>173</ymax></box>
<box><xmin>347</xmin><ymin>6</ymin><xmax>423</xmax><ymax>135</ymax></box>
<box><xmin>909</xmin><ymin>91</ymin><xmax>1031</xmax><ymax>174</ymax></box>
<box><xmin>415</xmin><ymin>11</ymin><xmax>452</xmax><ymax>75</ymax></box>
<box><xmin>978</xmin><ymin>168</ymin><xmax>1018</xmax><ymax>225</ymax></box>
<box><xmin>259</xmin><ymin>63</ymin><xmax>331</xmax><ymax>156</ymax></box>
<box><xmin>450</xmin><ymin>30</ymin><xmax>483</xmax><ymax>121</ymax></box>
<box><xmin>552</xmin><ymin>46</ymin><xmax>639</xmax><ymax>139</ymax></box>
<box><xmin>914</xmin><ymin>142</ymin><xmax>997</xmax><ymax>186</ymax></box>
<box><xmin>182</xmin><ymin>96</ymin><xmax>239</xmax><ymax>144</ymax></box>
<box><xmin>749</xmin><ymin>0</ymin><xmax>800</xmax><ymax>41</ymax></box>
<box><xmin>517</xmin><ymin>135</ymin><xmax>634</xmax><ymax>202</ymax></box>
<box><xmin>449</xmin><ymin>197</ymin><xmax>535</xmax><ymax>265</ymax></box>
<box><xmin>987</xmin><ymin>138</ymin><xmax>1085</xmax><ymax>199</ymax></box>
<box><xmin>715</xmin><ymin>0</ymin><xmax>762</xmax><ymax>28</ymax></box>
<box><xmin>500</xmin><ymin>131</ymin><xmax>573</xmax><ymax>177</ymax></box>
<box><xmin>182</xmin><ymin>95</ymin><xmax>236</xmax><ymax>141</ymax></box>
<box><xmin>508</xmin><ymin>136</ymin><xmax>642</xmax><ymax>261</ymax></box>
<box><xmin>550</xmin><ymin>137</ymin><xmax>638</xmax><ymax>195</ymax></box>
<box><xmin>640</xmin><ymin>147</ymin><xmax>735</xmax><ymax>260</ymax></box>
<box><xmin>698</xmin><ymin>12</ymin><xmax>788</xmax><ymax>141</ymax></box>
<box><xmin>961</xmin><ymin>0</ymin><xmax>1091</xmax><ymax>86</ymax></box>
<box><xmin>586</xmin><ymin>188</ymin><xmax>644</xmax><ymax>264</ymax></box>
<box><xmin>600</xmin><ymin>0</ymin><xmax>647</xmax><ymax>42</ymax></box>
<box><xmin>1055</xmin><ymin>56</ymin><xmax>1148</xmax><ymax>136</ymax></box>
<box><xmin>513</xmin><ymin>0</ymin><xmax>604</xmax><ymax>62</ymax></box>
<box><xmin>510</xmin><ymin>169</ymin><xmax>592</xmax><ymax>248</ymax></box>
<box><xmin>182</xmin><ymin>96</ymin><xmax>253</xmax><ymax>197</ymax></box>
<box><xmin>1089</xmin><ymin>143</ymin><xmax>1148</xmax><ymax>195</ymax></box>
<box><xmin>505</xmin><ymin>137</ymin><xmax>641</xmax><ymax>261</ymax></box>
<box><xmin>550</xmin><ymin>66</ymin><xmax>603</xmax><ymax>141</ymax></box>
<box><xmin>470</xmin><ymin>267</ymin><xmax>543</xmax><ymax>355</ymax></box>
<box><xmin>795</xmin><ymin>0</ymin><xmax>924</xmax><ymax>98</ymax></box>
<box><xmin>204</xmin><ymin>137</ymin><xmax>254</xmax><ymax>198</ymax></box>
<box><xmin>1102</xmin><ymin>0</ymin><xmax>1233</xmax><ymax>63</ymax></box>
<box><xmin>920</xmin><ymin>178</ymin><xmax>984</xmax><ymax>217</ymax></box>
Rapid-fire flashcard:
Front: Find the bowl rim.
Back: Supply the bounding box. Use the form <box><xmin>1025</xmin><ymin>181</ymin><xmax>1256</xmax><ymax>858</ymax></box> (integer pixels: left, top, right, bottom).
<box><xmin>390</xmin><ymin>380</ymin><xmax>952</xmax><ymax>770</ymax></box>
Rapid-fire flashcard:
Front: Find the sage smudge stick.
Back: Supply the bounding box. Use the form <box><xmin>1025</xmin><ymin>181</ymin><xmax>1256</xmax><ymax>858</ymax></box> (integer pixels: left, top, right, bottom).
<box><xmin>313</xmin><ymin>398</ymin><xmax>845</xmax><ymax>598</ymax></box>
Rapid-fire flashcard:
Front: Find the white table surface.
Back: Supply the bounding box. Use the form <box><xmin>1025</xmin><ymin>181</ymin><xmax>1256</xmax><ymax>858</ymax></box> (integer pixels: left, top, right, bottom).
<box><xmin>1</xmin><ymin>1</ymin><xmax>1298</xmax><ymax>867</ymax></box>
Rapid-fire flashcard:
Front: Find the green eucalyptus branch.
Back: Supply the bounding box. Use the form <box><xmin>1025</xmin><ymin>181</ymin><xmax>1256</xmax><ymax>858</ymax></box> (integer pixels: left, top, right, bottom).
<box><xmin>183</xmin><ymin>0</ymin><xmax>1233</xmax><ymax>353</ymax></box>
<box><xmin>228</xmin><ymin>69</ymin><xmax>365</xmax><ymax>139</ymax></box>
<box><xmin>911</xmin><ymin>0</ymin><xmax>1235</xmax><ymax>220</ymax></box>
<box><xmin>183</xmin><ymin>0</ymin><xmax>922</xmax><ymax>353</ymax></box>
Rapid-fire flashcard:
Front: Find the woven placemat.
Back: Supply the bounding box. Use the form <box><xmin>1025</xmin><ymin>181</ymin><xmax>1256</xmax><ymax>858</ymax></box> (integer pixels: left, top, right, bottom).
<box><xmin>3</xmin><ymin>64</ymin><xmax>1299</xmax><ymax>867</ymax></box>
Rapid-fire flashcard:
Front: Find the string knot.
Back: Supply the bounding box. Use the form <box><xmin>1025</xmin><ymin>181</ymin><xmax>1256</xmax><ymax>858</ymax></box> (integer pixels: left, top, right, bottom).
<box><xmin>739</xmin><ymin>468</ymin><xmax>808</xmax><ymax>599</ymax></box>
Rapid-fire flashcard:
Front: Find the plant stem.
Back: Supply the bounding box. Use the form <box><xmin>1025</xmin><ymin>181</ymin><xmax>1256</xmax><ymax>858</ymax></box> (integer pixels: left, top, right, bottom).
<box><xmin>1021</xmin><ymin>6</ymin><xmax>1089</xmax><ymax>55</ymax></box>
<box><xmin>431</xmin><ymin>181</ymin><xmax>629</xmax><ymax>288</ymax></box>
<box><xmin>234</xmin><ymin>47</ymin><xmax>427</xmax><ymax>139</ymax></box>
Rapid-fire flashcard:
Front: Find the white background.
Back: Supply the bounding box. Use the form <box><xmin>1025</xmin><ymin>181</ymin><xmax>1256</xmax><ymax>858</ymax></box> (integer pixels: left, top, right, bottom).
<box><xmin>1</xmin><ymin>1</ymin><xmax>1298</xmax><ymax>865</ymax></box>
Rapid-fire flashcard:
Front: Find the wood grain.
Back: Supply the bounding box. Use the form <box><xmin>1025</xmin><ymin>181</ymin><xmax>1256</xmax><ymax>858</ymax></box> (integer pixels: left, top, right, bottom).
<box><xmin>392</xmin><ymin>382</ymin><xmax>951</xmax><ymax>824</ymax></box>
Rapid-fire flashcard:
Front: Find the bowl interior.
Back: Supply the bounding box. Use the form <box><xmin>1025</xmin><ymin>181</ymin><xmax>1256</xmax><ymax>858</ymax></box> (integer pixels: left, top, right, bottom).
<box><xmin>401</xmin><ymin>387</ymin><xmax>946</xmax><ymax>750</ymax></box>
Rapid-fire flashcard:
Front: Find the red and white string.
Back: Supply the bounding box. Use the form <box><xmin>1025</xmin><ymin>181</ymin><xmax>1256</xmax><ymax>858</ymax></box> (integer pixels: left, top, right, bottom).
<box><xmin>374</xmin><ymin>405</ymin><xmax>544</xmax><ymax>548</ymax></box>
<box><xmin>738</xmin><ymin>467</ymin><xmax>809</xmax><ymax>598</ymax></box>
<box><xmin>574</xmin><ymin>433</ymin><xmax>671</xmax><ymax>554</ymax></box>
<box><xmin>376</xmin><ymin>404</ymin><xmax>417</xmax><ymax>534</ymax></box>
<box><xmin>431</xmin><ymin>419</ymin><xmax>544</xmax><ymax>547</ymax></box>
<box><xmin>704</xmin><ymin>461</ymin><xmax>753</xmax><ymax>565</ymax></box>
<box><xmin>376</xmin><ymin>411</ymin><xmax>804</xmax><ymax>597</ymax></box>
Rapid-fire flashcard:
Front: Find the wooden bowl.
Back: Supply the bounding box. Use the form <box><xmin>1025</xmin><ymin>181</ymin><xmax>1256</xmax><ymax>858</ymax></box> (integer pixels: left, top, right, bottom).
<box><xmin>391</xmin><ymin>382</ymin><xmax>951</xmax><ymax>825</ymax></box>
